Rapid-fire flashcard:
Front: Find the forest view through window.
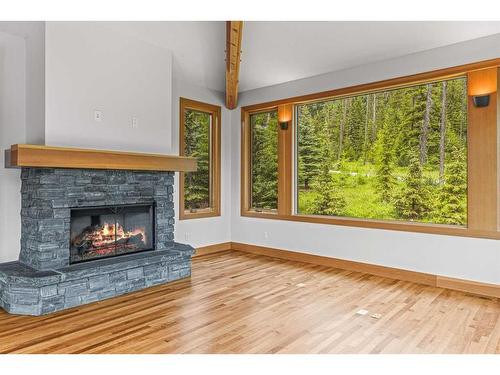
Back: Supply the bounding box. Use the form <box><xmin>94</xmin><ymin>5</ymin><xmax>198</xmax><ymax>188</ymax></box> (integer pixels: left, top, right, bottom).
<box><xmin>183</xmin><ymin>108</ymin><xmax>212</xmax><ymax>212</ymax></box>
<box><xmin>250</xmin><ymin>110</ymin><xmax>279</xmax><ymax>211</ymax></box>
<box><xmin>296</xmin><ymin>77</ymin><xmax>468</xmax><ymax>225</ymax></box>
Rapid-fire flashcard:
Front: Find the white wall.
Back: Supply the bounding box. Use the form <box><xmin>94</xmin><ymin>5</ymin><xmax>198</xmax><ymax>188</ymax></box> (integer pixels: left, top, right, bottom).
<box><xmin>0</xmin><ymin>21</ymin><xmax>45</xmax><ymax>144</ymax></box>
<box><xmin>25</xmin><ymin>22</ymin><xmax>45</xmax><ymax>144</ymax></box>
<box><xmin>45</xmin><ymin>22</ymin><xmax>173</xmax><ymax>153</ymax></box>
<box><xmin>231</xmin><ymin>33</ymin><xmax>500</xmax><ymax>285</ymax></box>
<box><xmin>0</xmin><ymin>32</ymin><xmax>26</xmax><ymax>262</ymax></box>
<box><xmin>171</xmin><ymin>79</ymin><xmax>232</xmax><ymax>247</ymax></box>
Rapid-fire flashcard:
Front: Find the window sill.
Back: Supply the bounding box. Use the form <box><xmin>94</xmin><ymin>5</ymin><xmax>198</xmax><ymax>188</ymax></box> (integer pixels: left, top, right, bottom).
<box><xmin>241</xmin><ymin>211</ymin><xmax>500</xmax><ymax>240</ymax></box>
<box><xmin>242</xmin><ymin>210</ymin><xmax>279</xmax><ymax>219</ymax></box>
<box><xmin>180</xmin><ymin>208</ymin><xmax>220</xmax><ymax>220</ymax></box>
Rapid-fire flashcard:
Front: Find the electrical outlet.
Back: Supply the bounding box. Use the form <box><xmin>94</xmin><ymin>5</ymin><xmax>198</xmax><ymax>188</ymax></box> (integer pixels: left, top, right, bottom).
<box><xmin>132</xmin><ymin>116</ymin><xmax>139</xmax><ymax>128</ymax></box>
<box><xmin>94</xmin><ymin>110</ymin><xmax>103</xmax><ymax>122</ymax></box>
<box><xmin>184</xmin><ymin>232</ymin><xmax>191</xmax><ymax>241</ymax></box>
<box><xmin>263</xmin><ymin>231</ymin><xmax>269</xmax><ymax>239</ymax></box>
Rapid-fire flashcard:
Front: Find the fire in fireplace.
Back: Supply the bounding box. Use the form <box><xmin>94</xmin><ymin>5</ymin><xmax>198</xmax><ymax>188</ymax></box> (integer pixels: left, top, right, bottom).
<box><xmin>70</xmin><ymin>203</ymin><xmax>155</xmax><ymax>264</ymax></box>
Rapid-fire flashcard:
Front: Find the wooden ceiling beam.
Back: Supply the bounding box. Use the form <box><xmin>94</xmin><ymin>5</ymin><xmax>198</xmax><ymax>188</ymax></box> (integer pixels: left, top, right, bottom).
<box><xmin>225</xmin><ymin>21</ymin><xmax>243</xmax><ymax>110</ymax></box>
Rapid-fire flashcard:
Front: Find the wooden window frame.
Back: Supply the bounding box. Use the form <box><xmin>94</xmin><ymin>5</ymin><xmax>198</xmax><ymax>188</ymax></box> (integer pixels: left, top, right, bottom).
<box><xmin>179</xmin><ymin>97</ymin><xmax>221</xmax><ymax>220</ymax></box>
<box><xmin>241</xmin><ymin>58</ymin><xmax>500</xmax><ymax>239</ymax></box>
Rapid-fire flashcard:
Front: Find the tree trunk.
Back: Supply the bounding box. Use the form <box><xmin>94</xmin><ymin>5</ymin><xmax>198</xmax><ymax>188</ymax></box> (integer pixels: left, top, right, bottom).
<box><xmin>363</xmin><ymin>95</ymin><xmax>370</xmax><ymax>164</ymax></box>
<box><xmin>439</xmin><ymin>81</ymin><xmax>447</xmax><ymax>184</ymax></box>
<box><xmin>371</xmin><ymin>93</ymin><xmax>377</xmax><ymax>141</ymax></box>
<box><xmin>460</xmin><ymin>98</ymin><xmax>466</xmax><ymax>142</ymax></box>
<box><xmin>420</xmin><ymin>84</ymin><xmax>433</xmax><ymax>165</ymax></box>
<box><xmin>338</xmin><ymin>99</ymin><xmax>348</xmax><ymax>162</ymax></box>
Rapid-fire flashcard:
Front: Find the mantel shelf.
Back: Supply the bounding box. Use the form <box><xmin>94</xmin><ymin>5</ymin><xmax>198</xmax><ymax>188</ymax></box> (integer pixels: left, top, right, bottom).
<box><xmin>4</xmin><ymin>144</ymin><xmax>197</xmax><ymax>172</ymax></box>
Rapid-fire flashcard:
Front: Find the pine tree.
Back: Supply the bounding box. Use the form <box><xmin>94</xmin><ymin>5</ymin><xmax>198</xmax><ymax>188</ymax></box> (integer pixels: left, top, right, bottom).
<box><xmin>297</xmin><ymin>105</ymin><xmax>323</xmax><ymax>189</ymax></box>
<box><xmin>251</xmin><ymin>111</ymin><xmax>278</xmax><ymax>209</ymax></box>
<box><xmin>419</xmin><ymin>84</ymin><xmax>433</xmax><ymax>165</ymax></box>
<box><xmin>337</xmin><ymin>98</ymin><xmax>349</xmax><ymax>162</ymax></box>
<box><xmin>394</xmin><ymin>152</ymin><xmax>430</xmax><ymax>221</ymax></box>
<box><xmin>434</xmin><ymin>148</ymin><xmax>467</xmax><ymax>225</ymax></box>
<box><xmin>375</xmin><ymin>118</ymin><xmax>396</xmax><ymax>202</ymax></box>
<box><xmin>184</xmin><ymin>110</ymin><xmax>210</xmax><ymax>209</ymax></box>
<box><xmin>439</xmin><ymin>81</ymin><xmax>447</xmax><ymax>184</ymax></box>
<box><xmin>344</xmin><ymin>96</ymin><xmax>365</xmax><ymax>161</ymax></box>
<box><xmin>311</xmin><ymin>166</ymin><xmax>346</xmax><ymax>216</ymax></box>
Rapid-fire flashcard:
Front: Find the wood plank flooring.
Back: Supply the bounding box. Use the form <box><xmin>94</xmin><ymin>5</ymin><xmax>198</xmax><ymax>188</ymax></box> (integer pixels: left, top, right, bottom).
<box><xmin>0</xmin><ymin>251</ymin><xmax>499</xmax><ymax>354</ymax></box>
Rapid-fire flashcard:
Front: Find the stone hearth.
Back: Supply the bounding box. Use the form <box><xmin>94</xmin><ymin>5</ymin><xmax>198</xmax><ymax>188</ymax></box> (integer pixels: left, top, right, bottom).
<box><xmin>0</xmin><ymin>167</ymin><xmax>194</xmax><ymax>316</ymax></box>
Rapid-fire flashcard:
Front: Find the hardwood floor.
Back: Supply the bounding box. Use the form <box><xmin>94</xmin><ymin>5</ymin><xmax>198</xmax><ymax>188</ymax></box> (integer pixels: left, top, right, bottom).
<box><xmin>0</xmin><ymin>251</ymin><xmax>499</xmax><ymax>354</ymax></box>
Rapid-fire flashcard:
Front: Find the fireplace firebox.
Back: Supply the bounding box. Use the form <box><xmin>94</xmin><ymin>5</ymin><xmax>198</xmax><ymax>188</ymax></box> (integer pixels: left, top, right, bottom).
<box><xmin>70</xmin><ymin>203</ymin><xmax>155</xmax><ymax>264</ymax></box>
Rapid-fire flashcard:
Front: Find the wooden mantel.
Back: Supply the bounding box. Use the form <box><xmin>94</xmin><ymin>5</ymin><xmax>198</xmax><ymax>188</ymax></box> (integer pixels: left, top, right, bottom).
<box><xmin>4</xmin><ymin>144</ymin><xmax>197</xmax><ymax>172</ymax></box>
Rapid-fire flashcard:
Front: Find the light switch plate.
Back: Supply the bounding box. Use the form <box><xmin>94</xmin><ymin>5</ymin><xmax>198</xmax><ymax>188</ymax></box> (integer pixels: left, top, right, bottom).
<box><xmin>132</xmin><ymin>117</ymin><xmax>139</xmax><ymax>128</ymax></box>
<box><xmin>94</xmin><ymin>110</ymin><xmax>103</xmax><ymax>122</ymax></box>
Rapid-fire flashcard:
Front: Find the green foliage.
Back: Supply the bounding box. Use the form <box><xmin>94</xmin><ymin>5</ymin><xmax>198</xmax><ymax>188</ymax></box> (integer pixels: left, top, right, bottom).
<box><xmin>394</xmin><ymin>153</ymin><xmax>430</xmax><ymax>221</ymax></box>
<box><xmin>251</xmin><ymin>111</ymin><xmax>278</xmax><ymax>210</ymax></box>
<box><xmin>310</xmin><ymin>166</ymin><xmax>346</xmax><ymax>216</ymax></box>
<box><xmin>375</xmin><ymin>120</ymin><xmax>396</xmax><ymax>202</ymax></box>
<box><xmin>297</xmin><ymin>105</ymin><xmax>324</xmax><ymax>189</ymax></box>
<box><xmin>184</xmin><ymin>109</ymin><xmax>210</xmax><ymax>210</ymax></box>
<box><xmin>434</xmin><ymin>148</ymin><xmax>467</xmax><ymax>225</ymax></box>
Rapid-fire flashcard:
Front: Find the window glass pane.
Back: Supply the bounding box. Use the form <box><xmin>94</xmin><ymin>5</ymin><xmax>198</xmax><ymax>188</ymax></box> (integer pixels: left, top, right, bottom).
<box><xmin>251</xmin><ymin>110</ymin><xmax>279</xmax><ymax>211</ymax></box>
<box><xmin>184</xmin><ymin>109</ymin><xmax>211</xmax><ymax>211</ymax></box>
<box><xmin>296</xmin><ymin>77</ymin><xmax>467</xmax><ymax>226</ymax></box>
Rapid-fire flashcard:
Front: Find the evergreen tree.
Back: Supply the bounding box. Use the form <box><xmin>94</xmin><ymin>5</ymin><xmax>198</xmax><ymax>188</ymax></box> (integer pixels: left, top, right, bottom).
<box><xmin>251</xmin><ymin>111</ymin><xmax>278</xmax><ymax>209</ymax></box>
<box><xmin>184</xmin><ymin>110</ymin><xmax>210</xmax><ymax>209</ymax></box>
<box><xmin>434</xmin><ymin>148</ymin><xmax>467</xmax><ymax>225</ymax></box>
<box><xmin>344</xmin><ymin>96</ymin><xmax>366</xmax><ymax>161</ymax></box>
<box><xmin>310</xmin><ymin>165</ymin><xmax>346</xmax><ymax>216</ymax></box>
<box><xmin>375</xmin><ymin>118</ymin><xmax>396</xmax><ymax>202</ymax></box>
<box><xmin>297</xmin><ymin>105</ymin><xmax>324</xmax><ymax>189</ymax></box>
<box><xmin>394</xmin><ymin>152</ymin><xmax>431</xmax><ymax>220</ymax></box>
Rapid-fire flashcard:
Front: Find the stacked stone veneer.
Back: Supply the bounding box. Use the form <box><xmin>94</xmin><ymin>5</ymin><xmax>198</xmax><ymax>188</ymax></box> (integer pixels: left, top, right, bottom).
<box><xmin>20</xmin><ymin>168</ymin><xmax>176</xmax><ymax>270</ymax></box>
<box><xmin>0</xmin><ymin>168</ymin><xmax>194</xmax><ymax>316</ymax></box>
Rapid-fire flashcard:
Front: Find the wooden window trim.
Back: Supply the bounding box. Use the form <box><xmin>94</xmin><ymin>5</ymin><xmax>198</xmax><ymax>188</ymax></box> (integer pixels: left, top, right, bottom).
<box><xmin>241</xmin><ymin>58</ymin><xmax>500</xmax><ymax>239</ymax></box>
<box><xmin>241</xmin><ymin>106</ymin><xmax>292</xmax><ymax>216</ymax></box>
<box><xmin>179</xmin><ymin>97</ymin><xmax>221</xmax><ymax>220</ymax></box>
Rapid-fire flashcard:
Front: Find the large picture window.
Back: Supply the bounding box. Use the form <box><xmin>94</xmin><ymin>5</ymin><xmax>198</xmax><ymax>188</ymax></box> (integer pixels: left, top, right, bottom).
<box><xmin>241</xmin><ymin>61</ymin><xmax>500</xmax><ymax>239</ymax></box>
<box><xmin>179</xmin><ymin>98</ymin><xmax>221</xmax><ymax>220</ymax></box>
<box><xmin>296</xmin><ymin>77</ymin><xmax>467</xmax><ymax>226</ymax></box>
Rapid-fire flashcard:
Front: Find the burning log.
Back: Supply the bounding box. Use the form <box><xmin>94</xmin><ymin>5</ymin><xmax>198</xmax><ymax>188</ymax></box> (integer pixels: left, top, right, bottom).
<box><xmin>72</xmin><ymin>222</ymin><xmax>146</xmax><ymax>255</ymax></box>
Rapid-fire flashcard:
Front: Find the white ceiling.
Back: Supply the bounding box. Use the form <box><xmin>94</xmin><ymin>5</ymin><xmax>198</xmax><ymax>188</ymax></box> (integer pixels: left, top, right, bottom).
<box><xmin>103</xmin><ymin>21</ymin><xmax>500</xmax><ymax>93</ymax></box>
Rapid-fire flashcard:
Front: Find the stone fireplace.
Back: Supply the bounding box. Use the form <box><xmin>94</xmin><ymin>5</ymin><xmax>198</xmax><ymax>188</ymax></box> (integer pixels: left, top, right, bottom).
<box><xmin>0</xmin><ymin>145</ymin><xmax>196</xmax><ymax>316</ymax></box>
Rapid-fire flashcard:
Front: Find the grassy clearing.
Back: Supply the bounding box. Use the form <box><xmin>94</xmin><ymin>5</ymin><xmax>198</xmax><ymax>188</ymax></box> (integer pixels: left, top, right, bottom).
<box><xmin>298</xmin><ymin>161</ymin><xmax>455</xmax><ymax>223</ymax></box>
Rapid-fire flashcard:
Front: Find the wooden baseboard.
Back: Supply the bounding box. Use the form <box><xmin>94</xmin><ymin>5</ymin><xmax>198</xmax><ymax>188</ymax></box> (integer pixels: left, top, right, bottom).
<box><xmin>193</xmin><ymin>242</ymin><xmax>232</xmax><ymax>257</ymax></box>
<box><xmin>231</xmin><ymin>242</ymin><xmax>436</xmax><ymax>287</ymax></box>
<box><xmin>194</xmin><ymin>241</ymin><xmax>499</xmax><ymax>299</ymax></box>
<box><xmin>436</xmin><ymin>276</ymin><xmax>500</xmax><ymax>298</ymax></box>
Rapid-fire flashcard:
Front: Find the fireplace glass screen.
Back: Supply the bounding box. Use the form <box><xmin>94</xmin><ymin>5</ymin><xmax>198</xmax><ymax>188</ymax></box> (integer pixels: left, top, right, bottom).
<box><xmin>70</xmin><ymin>204</ymin><xmax>154</xmax><ymax>264</ymax></box>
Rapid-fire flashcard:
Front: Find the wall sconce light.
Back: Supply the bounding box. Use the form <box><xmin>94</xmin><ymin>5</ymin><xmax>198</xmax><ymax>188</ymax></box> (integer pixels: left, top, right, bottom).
<box><xmin>278</xmin><ymin>104</ymin><xmax>292</xmax><ymax>131</ymax></box>
<box><xmin>473</xmin><ymin>94</ymin><xmax>490</xmax><ymax>108</ymax></box>
<box><xmin>279</xmin><ymin>121</ymin><xmax>289</xmax><ymax>130</ymax></box>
